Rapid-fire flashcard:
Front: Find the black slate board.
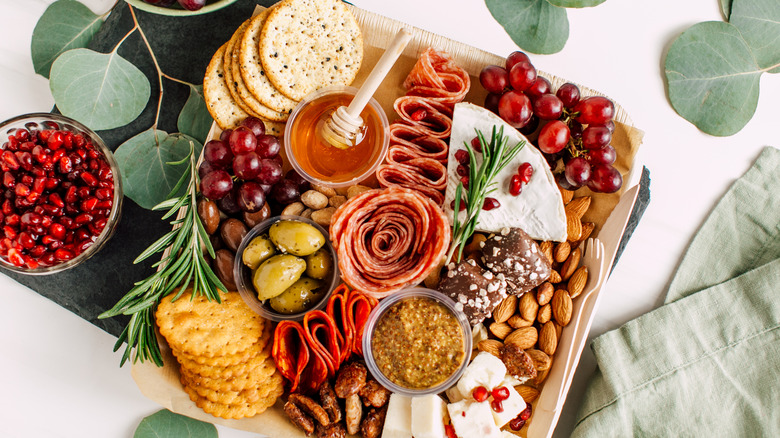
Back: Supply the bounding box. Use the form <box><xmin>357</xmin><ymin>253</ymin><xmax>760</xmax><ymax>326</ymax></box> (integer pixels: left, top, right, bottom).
<box><xmin>2</xmin><ymin>0</ymin><xmax>650</xmax><ymax>338</ymax></box>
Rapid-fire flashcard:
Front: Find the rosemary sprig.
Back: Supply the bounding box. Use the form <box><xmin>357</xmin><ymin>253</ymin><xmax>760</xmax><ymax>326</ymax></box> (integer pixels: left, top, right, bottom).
<box><xmin>447</xmin><ymin>126</ymin><xmax>525</xmax><ymax>263</ymax></box>
<box><xmin>99</xmin><ymin>141</ymin><xmax>226</xmax><ymax>367</ymax></box>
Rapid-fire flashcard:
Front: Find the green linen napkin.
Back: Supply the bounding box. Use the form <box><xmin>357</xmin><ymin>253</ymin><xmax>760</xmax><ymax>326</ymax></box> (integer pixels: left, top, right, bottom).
<box><xmin>572</xmin><ymin>147</ymin><xmax>780</xmax><ymax>437</ymax></box>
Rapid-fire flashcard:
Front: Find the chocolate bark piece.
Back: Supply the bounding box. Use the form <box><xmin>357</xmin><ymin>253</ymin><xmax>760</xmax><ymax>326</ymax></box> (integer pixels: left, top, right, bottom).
<box><xmin>481</xmin><ymin>227</ymin><xmax>550</xmax><ymax>295</ymax></box>
<box><xmin>438</xmin><ymin>259</ymin><xmax>508</xmax><ymax>326</ymax></box>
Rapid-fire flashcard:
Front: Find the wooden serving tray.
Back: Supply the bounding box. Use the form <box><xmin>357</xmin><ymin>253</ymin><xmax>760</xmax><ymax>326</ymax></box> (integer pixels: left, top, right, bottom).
<box><xmin>131</xmin><ymin>4</ymin><xmax>644</xmax><ymax>437</ymax></box>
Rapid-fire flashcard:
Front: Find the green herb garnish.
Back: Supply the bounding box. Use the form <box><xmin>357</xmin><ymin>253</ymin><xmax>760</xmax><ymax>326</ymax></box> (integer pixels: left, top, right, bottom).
<box><xmin>447</xmin><ymin>126</ymin><xmax>525</xmax><ymax>263</ymax></box>
<box><xmin>99</xmin><ymin>142</ymin><xmax>225</xmax><ymax>367</ymax></box>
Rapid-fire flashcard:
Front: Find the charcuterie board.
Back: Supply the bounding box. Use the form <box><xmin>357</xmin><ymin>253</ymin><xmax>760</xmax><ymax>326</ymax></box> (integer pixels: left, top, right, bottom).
<box><xmin>131</xmin><ymin>2</ymin><xmax>644</xmax><ymax>437</ymax></box>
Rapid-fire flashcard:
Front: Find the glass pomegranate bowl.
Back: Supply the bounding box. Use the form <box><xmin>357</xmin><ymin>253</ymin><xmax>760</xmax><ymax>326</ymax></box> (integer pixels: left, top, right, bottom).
<box><xmin>124</xmin><ymin>0</ymin><xmax>239</xmax><ymax>16</ymax></box>
<box><xmin>0</xmin><ymin>113</ymin><xmax>123</xmax><ymax>275</ymax></box>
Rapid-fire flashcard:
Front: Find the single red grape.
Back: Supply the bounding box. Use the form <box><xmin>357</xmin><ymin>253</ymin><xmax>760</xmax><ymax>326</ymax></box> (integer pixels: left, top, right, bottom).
<box><xmin>581</xmin><ymin>125</ymin><xmax>612</xmax><ymax>150</ymax></box>
<box><xmin>556</xmin><ymin>83</ymin><xmax>581</xmax><ymax>108</ymax></box>
<box><xmin>519</xmin><ymin>114</ymin><xmax>539</xmax><ymax>136</ymax></box>
<box><xmin>198</xmin><ymin>160</ymin><xmax>218</xmax><ymax>180</ymax></box>
<box><xmin>555</xmin><ymin>172</ymin><xmax>577</xmax><ymax>191</ymax></box>
<box><xmin>537</xmin><ymin>120</ymin><xmax>570</xmax><ymax>154</ymax></box>
<box><xmin>574</xmin><ymin>96</ymin><xmax>615</xmax><ymax>125</ymax></box>
<box><xmin>203</xmin><ymin>139</ymin><xmax>233</xmax><ymax>168</ymax></box>
<box><xmin>533</xmin><ymin>94</ymin><xmax>564</xmax><ymax>120</ymax></box>
<box><xmin>177</xmin><ymin>0</ymin><xmax>206</xmax><ymax>11</ymax></box>
<box><xmin>240</xmin><ymin>116</ymin><xmax>266</xmax><ymax>137</ymax></box>
<box><xmin>602</xmin><ymin>120</ymin><xmax>616</xmax><ymax>132</ymax></box>
<box><xmin>271</xmin><ymin>179</ymin><xmax>300</xmax><ymax>204</ymax></box>
<box><xmin>217</xmin><ymin>187</ymin><xmax>241</xmax><ymax>214</ymax></box>
<box><xmin>479</xmin><ymin>65</ymin><xmax>509</xmax><ymax>94</ymax></box>
<box><xmin>200</xmin><ymin>170</ymin><xmax>233</xmax><ymax>200</ymax></box>
<box><xmin>588</xmin><ymin>164</ymin><xmax>622</xmax><ymax>193</ymax></box>
<box><xmin>237</xmin><ymin>181</ymin><xmax>266</xmax><ymax>213</ymax></box>
<box><xmin>505</xmin><ymin>51</ymin><xmax>531</xmax><ymax>71</ymax></box>
<box><xmin>256</xmin><ymin>134</ymin><xmax>281</xmax><ymax>158</ymax></box>
<box><xmin>285</xmin><ymin>170</ymin><xmax>310</xmax><ymax>192</ymax></box>
<box><xmin>509</xmin><ymin>61</ymin><xmax>537</xmax><ymax>92</ymax></box>
<box><xmin>526</xmin><ymin>76</ymin><xmax>552</xmax><ymax>99</ymax></box>
<box><xmin>587</xmin><ymin>144</ymin><xmax>617</xmax><ymax>165</ymax></box>
<box><xmin>228</xmin><ymin>126</ymin><xmax>257</xmax><ymax>155</ymax></box>
<box><xmin>484</xmin><ymin>92</ymin><xmax>502</xmax><ymax>114</ymax></box>
<box><xmin>233</xmin><ymin>152</ymin><xmax>261</xmax><ymax>180</ymax></box>
<box><xmin>219</xmin><ymin>128</ymin><xmax>232</xmax><ymax>143</ymax></box>
<box><xmin>498</xmin><ymin>91</ymin><xmax>533</xmax><ymax>129</ymax></box>
<box><xmin>564</xmin><ymin>156</ymin><xmax>591</xmax><ymax>187</ymax></box>
<box><xmin>256</xmin><ymin>158</ymin><xmax>283</xmax><ymax>185</ymax></box>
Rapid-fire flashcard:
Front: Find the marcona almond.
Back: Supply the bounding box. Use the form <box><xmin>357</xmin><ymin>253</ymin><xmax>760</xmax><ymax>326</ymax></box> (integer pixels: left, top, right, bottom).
<box><xmin>507</xmin><ymin>315</ymin><xmax>534</xmax><ymax>329</ymax></box>
<box><xmin>561</xmin><ymin>247</ymin><xmax>581</xmax><ymax>280</ymax></box>
<box><xmin>311</xmin><ymin>207</ymin><xmax>336</xmax><ymax>226</ymax></box>
<box><xmin>540</xmin><ymin>241</ymin><xmax>553</xmax><ymax>265</ymax></box>
<box><xmin>477</xmin><ymin>339</ymin><xmax>503</xmax><ymax>358</ymax></box>
<box><xmin>549</xmin><ymin>270</ymin><xmax>562</xmax><ymax>284</ymax></box>
<box><xmin>301</xmin><ymin>190</ymin><xmax>329</xmax><ymax>210</ymax></box>
<box><xmin>525</xmin><ymin>349</ymin><xmax>552</xmax><ymax>371</ymax></box>
<box><xmin>552</xmin><ymin>289</ymin><xmax>573</xmax><ymax>326</ymax></box>
<box><xmin>539</xmin><ymin>321</ymin><xmax>558</xmax><ymax>355</ymax></box>
<box><xmin>281</xmin><ymin>201</ymin><xmax>305</xmax><ymax>216</ymax></box>
<box><xmin>537</xmin><ymin>303</ymin><xmax>552</xmax><ymax>324</ymax></box>
<box><xmin>559</xmin><ymin>186</ymin><xmax>574</xmax><ymax>205</ymax></box>
<box><xmin>505</xmin><ymin>327</ymin><xmax>538</xmax><ymax>350</ymax></box>
<box><xmin>566</xmin><ymin>213</ymin><xmax>583</xmax><ymax>241</ymax></box>
<box><xmin>519</xmin><ymin>292</ymin><xmax>539</xmax><ymax>322</ymax></box>
<box><xmin>568</xmin><ymin>266</ymin><xmax>589</xmax><ymax>299</ymax></box>
<box><xmin>489</xmin><ymin>322</ymin><xmax>512</xmax><ymax>340</ymax></box>
<box><xmin>492</xmin><ymin>295</ymin><xmax>517</xmax><ymax>324</ymax></box>
<box><xmin>312</xmin><ymin>183</ymin><xmax>337</xmax><ymax>198</ymax></box>
<box><xmin>536</xmin><ymin>282</ymin><xmax>554</xmax><ymax>305</ymax></box>
<box><xmin>515</xmin><ymin>385</ymin><xmax>540</xmax><ymax>403</ymax></box>
<box><xmin>554</xmin><ymin>241</ymin><xmax>571</xmax><ymax>263</ymax></box>
<box><xmin>565</xmin><ymin>196</ymin><xmax>591</xmax><ymax>219</ymax></box>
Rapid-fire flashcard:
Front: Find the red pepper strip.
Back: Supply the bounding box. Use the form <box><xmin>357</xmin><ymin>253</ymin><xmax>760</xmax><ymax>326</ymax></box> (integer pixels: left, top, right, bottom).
<box><xmin>272</xmin><ymin>321</ymin><xmax>310</xmax><ymax>394</ymax></box>
<box><xmin>303</xmin><ymin>310</ymin><xmax>342</xmax><ymax>380</ymax></box>
<box><xmin>326</xmin><ymin>284</ymin><xmax>352</xmax><ymax>364</ymax></box>
<box><xmin>346</xmin><ymin>289</ymin><xmax>379</xmax><ymax>356</ymax></box>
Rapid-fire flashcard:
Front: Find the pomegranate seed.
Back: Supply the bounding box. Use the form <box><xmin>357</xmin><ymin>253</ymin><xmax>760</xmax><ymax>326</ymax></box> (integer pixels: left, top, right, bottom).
<box><xmin>491</xmin><ymin>386</ymin><xmax>510</xmax><ymax>402</ymax></box>
<box><xmin>51</xmin><ymin>148</ymin><xmax>66</xmax><ymax>163</ymax></box>
<box><xmin>21</xmin><ymin>174</ymin><xmax>33</xmax><ymax>186</ymax></box>
<box><xmin>75</xmin><ymin>228</ymin><xmax>90</xmax><ymax>241</ymax></box>
<box><xmin>81</xmin><ymin>197</ymin><xmax>98</xmax><ymax>211</ymax></box>
<box><xmin>45</xmin><ymin>177</ymin><xmax>60</xmax><ymax>190</ymax></box>
<box><xmin>98</xmin><ymin>180</ymin><xmax>113</xmax><ymax>189</ymax></box>
<box><xmin>81</xmin><ymin>172</ymin><xmax>97</xmax><ymax>186</ymax></box>
<box><xmin>2</xmin><ymin>151</ymin><xmax>20</xmax><ymax>170</ymax></box>
<box><xmin>75</xmin><ymin>213</ymin><xmax>93</xmax><ymax>225</ymax></box>
<box><xmin>31</xmin><ymin>167</ymin><xmax>46</xmax><ymax>178</ymax></box>
<box><xmin>519</xmin><ymin>404</ymin><xmax>532</xmax><ymax>421</ymax></box>
<box><xmin>65</xmin><ymin>186</ymin><xmax>78</xmax><ymax>203</ymax></box>
<box><xmin>20</xmin><ymin>141</ymin><xmax>35</xmax><ymax>152</ymax></box>
<box><xmin>470</xmin><ymin>136</ymin><xmax>483</xmax><ymax>153</ymax></box>
<box><xmin>96</xmin><ymin>200</ymin><xmax>112</xmax><ymax>210</ymax></box>
<box><xmin>77</xmin><ymin>186</ymin><xmax>91</xmax><ymax>199</ymax></box>
<box><xmin>26</xmin><ymin>192</ymin><xmax>41</xmax><ymax>203</ymax></box>
<box><xmin>472</xmin><ymin>386</ymin><xmax>489</xmax><ymax>402</ymax></box>
<box><xmin>5</xmin><ymin>214</ymin><xmax>19</xmax><ymax>227</ymax></box>
<box><xmin>75</xmin><ymin>239</ymin><xmax>92</xmax><ymax>253</ymax></box>
<box><xmin>74</xmin><ymin>135</ymin><xmax>86</xmax><ymax>148</ymax></box>
<box><xmin>93</xmin><ymin>217</ymin><xmax>107</xmax><ymax>231</ymax></box>
<box><xmin>490</xmin><ymin>399</ymin><xmax>504</xmax><ymax>413</ymax></box>
<box><xmin>54</xmin><ymin>248</ymin><xmax>74</xmax><ymax>261</ymax></box>
<box><xmin>59</xmin><ymin>217</ymin><xmax>75</xmax><ymax>230</ymax></box>
<box><xmin>17</xmin><ymin>232</ymin><xmax>34</xmax><ymax>249</ymax></box>
<box><xmin>49</xmin><ymin>223</ymin><xmax>66</xmax><ymax>240</ymax></box>
<box><xmin>483</xmin><ymin>197</ymin><xmax>500</xmax><ymax>211</ymax></box>
<box><xmin>410</xmin><ymin>109</ymin><xmax>428</xmax><ymax>121</ymax></box>
<box><xmin>15</xmin><ymin>151</ymin><xmax>33</xmax><ymax>171</ymax></box>
<box><xmin>7</xmin><ymin>248</ymin><xmax>25</xmax><ymax>266</ymax></box>
<box><xmin>38</xmin><ymin>130</ymin><xmax>51</xmax><ymax>142</ymax></box>
<box><xmin>455</xmin><ymin>149</ymin><xmax>469</xmax><ymax>165</ymax></box>
<box><xmin>40</xmin><ymin>252</ymin><xmax>56</xmax><ymax>266</ymax></box>
<box><xmin>33</xmin><ymin>177</ymin><xmax>46</xmax><ymax>194</ymax></box>
<box><xmin>3</xmin><ymin>172</ymin><xmax>15</xmax><ymax>188</ymax></box>
<box><xmin>59</xmin><ymin>156</ymin><xmax>73</xmax><ymax>173</ymax></box>
<box><xmin>25</xmin><ymin>256</ymin><xmax>39</xmax><ymax>269</ymax></box>
<box><xmin>449</xmin><ymin>199</ymin><xmax>467</xmax><ymax>212</ymax></box>
<box><xmin>509</xmin><ymin>416</ymin><xmax>526</xmax><ymax>431</ymax></box>
<box><xmin>518</xmin><ymin>162</ymin><xmax>534</xmax><ymax>184</ymax></box>
<box><xmin>16</xmin><ymin>129</ymin><xmax>30</xmax><ymax>142</ymax></box>
<box><xmin>47</xmin><ymin>131</ymin><xmax>64</xmax><ymax>149</ymax></box>
<box><xmin>2</xmin><ymin>200</ymin><xmax>12</xmax><ymax>215</ymax></box>
<box><xmin>63</xmin><ymin>132</ymin><xmax>74</xmax><ymax>149</ymax></box>
<box><xmin>4</xmin><ymin>226</ymin><xmax>17</xmax><ymax>239</ymax></box>
<box><xmin>42</xmin><ymin>204</ymin><xmax>62</xmax><ymax>216</ymax></box>
<box><xmin>98</xmin><ymin>165</ymin><xmax>112</xmax><ymax>181</ymax></box>
<box><xmin>88</xmin><ymin>159</ymin><xmax>99</xmax><ymax>171</ymax></box>
<box><xmin>15</xmin><ymin>183</ymin><xmax>30</xmax><ymax>197</ymax></box>
<box><xmin>48</xmin><ymin>193</ymin><xmax>64</xmax><ymax>208</ymax></box>
<box><xmin>95</xmin><ymin>188</ymin><xmax>111</xmax><ymax>200</ymax></box>
<box><xmin>510</xmin><ymin>174</ymin><xmax>523</xmax><ymax>196</ymax></box>
<box><xmin>41</xmin><ymin>215</ymin><xmax>52</xmax><ymax>228</ymax></box>
<box><xmin>456</xmin><ymin>165</ymin><xmax>468</xmax><ymax>177</ymax></box>
<box><xmin>87</xmin><ymin>149</ymin><xmax>100</xmax><ymax>159</ymax></box>
<box><xmin>29</xmin><ymin>245</ymin><xmax>46</xmax><ymax>257</ymax></box>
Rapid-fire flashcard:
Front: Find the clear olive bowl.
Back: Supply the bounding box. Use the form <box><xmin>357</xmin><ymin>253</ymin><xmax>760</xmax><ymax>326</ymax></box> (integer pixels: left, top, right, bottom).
<box><xmin>362</xmin><ymin>287</ymin><xmax>472</xmax><ymax>396</ymax></box>
<box><xmin>124</xmin><ymin>0</ymin><xmax>239</xmax><ymax>16</ymax></box>
<box><xmin>233</xmin><ymin>215</ymin><xmax>339</xmax><ymax>322</ymax></box>
<box><xmin>0</xmin><ymin>113</ymin><xmax>123</xmax><ymax>275</ymax></box>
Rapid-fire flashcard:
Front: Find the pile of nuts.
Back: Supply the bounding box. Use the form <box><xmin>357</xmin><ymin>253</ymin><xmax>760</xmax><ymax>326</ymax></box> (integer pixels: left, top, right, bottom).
<box><xmin>281</xmin><ymin>184</ymin><xmax>372</xmax><ymax>227</ymax></box>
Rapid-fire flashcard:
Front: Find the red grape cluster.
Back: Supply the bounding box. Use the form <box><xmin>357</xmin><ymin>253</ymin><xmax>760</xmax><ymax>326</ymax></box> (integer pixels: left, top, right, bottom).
<box><xmin>479</xmin><ymin>51</ymin><xmax>623</xmax><ymax>194</ymax></box>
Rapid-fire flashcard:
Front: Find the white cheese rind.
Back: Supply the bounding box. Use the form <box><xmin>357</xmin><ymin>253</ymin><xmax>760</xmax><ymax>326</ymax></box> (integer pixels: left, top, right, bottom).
<box><xmin>444</xmin><ymin>102</ymin><xmax>567</xmax><ymax>242</ymax></box>
<box><xmin>447</xmin><ymin>400</ymin><xmax>502</xmax><ymax>438</ymax></box>
<box><xmin>456</xmin><ymin>352</ymin><xmax>507</xmax><ymax>400</ymax></box>
<box><xmin>489</xmin><ymin>385</ymin><xmax>526</xmax><ymax>427</ymax></box>
<box><xmin>411</xmin><ymin>395</ymin><xmax>448</xmax><ymax>438</ymax></box>
<box><xmin>382</xmin><ymin>393</ymin><xmax>413</xmax><ymax>438</ymax></box>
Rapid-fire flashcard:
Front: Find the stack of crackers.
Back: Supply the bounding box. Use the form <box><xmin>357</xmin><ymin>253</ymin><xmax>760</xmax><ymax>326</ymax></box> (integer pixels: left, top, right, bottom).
<box><xmin>156</xmin><ymin>290</ymin><xmax>283</xmax><ymax>420</ymax></box>
<box><xmin>204</xmin><ymin>0</ymin><xmax>364</xmax><ymax>134</ymax></box>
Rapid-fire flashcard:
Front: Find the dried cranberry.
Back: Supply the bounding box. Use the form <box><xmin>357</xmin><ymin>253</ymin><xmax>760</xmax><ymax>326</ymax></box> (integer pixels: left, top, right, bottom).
<box><xmin>470</xmin><ymin>136</ymin><xmax>483</xmax><ymax>153</ymax></box>
<box><xmin>454</xmin><ymin>149</ymin><xmax>469</xmax><ymax>165</ymax></box>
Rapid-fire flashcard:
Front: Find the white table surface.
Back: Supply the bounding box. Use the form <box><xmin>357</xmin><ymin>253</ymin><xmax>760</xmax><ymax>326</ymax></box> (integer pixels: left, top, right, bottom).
<box><xmin>1</xmin><ymin>0</ymin><xmax>777</xmax><ymax>437</ymax></box>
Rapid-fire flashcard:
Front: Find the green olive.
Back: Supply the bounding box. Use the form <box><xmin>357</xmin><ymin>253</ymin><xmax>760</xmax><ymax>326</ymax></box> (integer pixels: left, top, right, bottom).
<box><xmin>252</xmin><ymin>254</ymin><xmax>307</xmax><ymax>300</ymax></box>
<box><xmin>269</xmin><ymin>277</ymin><xmax>326</xmax><ymax>314</ymax></box>
<box><xmin>305</xmin><ymin>248</ymin><xmax>333</xmax><ymax>280</ymax></box>
<box><xmin>269</xmin><ymin>220</ymin><xmax>325</xmax><ymax>256</ymax></box>
<box><xmin>242</xmin><ymin>235</ymin><xmax>276</xmax><ymax>270</ymax></box>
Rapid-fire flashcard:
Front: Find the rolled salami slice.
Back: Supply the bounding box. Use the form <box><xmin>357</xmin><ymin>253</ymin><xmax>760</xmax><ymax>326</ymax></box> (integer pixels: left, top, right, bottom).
<box><xmin>375</xmin><ymin>158</ymin><xmax>447</xmax><ymax>206</ymax></box>
<box><xmin>272</xmin><ymin>321</ymin><xmax>313</xmax><ymax>394</ymax></box>
<box><xmin>329</xmin><ymin>187</ymin><xmax>451</xmax><ymax>298</ymax></box>
<box><xmin>302</xmin><ymin>310</ymin><xmax>342</xmax><ymax>379</ymax></box>
<box><xmin>393</xmin><ymin>96</ymin><xmax>453</xmax><ymax>139</ymax></box>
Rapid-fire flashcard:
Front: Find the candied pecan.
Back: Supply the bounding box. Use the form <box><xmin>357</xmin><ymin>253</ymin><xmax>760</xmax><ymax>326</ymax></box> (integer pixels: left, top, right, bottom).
<box><xmin>360</xmin><ymin>406</ymin><xmax>388</xmax><ymax>438</ymax></box>
<box><xmin>359</xmin><ymin>379</ymin><xmax>390</xmax><ymax>407</ymax></box>
<box><xmin>289</xmin><ymin>393</ymin><xmax>331</xmax><ymax>427</ymax></box>
<box><xmin>334</xmin><ymin>362</ymin><xmax>367</xmax><ymax>398</ymax></box>
<box><xmin>345</xmin><ymin>393</ymin><xmax>362</xmax><ymax>435</ymax></box>
<box><xmin>501</xmin><ymin>343</ymin><xmax>537</xmax><ymax>381</ymax></box>
<box><xmin>319</xmin><ymin>381</ymin><xmax>343</xmax><ymax>423</ymax></box>
<box><xmin>315</xmin><ymin>421</ymin><xmax>346</xmax><ymax>438</ymax></box>
<box><xmin>284</xmin><ymin>400</ymin><xmax>315</xmax><ymax>436</ymax></box>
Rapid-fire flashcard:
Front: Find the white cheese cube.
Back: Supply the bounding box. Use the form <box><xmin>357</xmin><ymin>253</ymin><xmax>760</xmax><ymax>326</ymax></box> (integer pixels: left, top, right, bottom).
<box><xmin>456</xmin><ymin>352</ymin><xmax>507</xmax><ymax>399</ymax></box>
<box><xmin>489</xmin><ymin>385</ymin><xmax>526</xmax><ymax>428</ymax></box>
<box><xmin>411</xmin><ymin>395</ymin><xmax>448</xmax><ymax>438</ymax></box>
<box><xmin>382</xmin><ymin>393</ymin><xmax>413</xmax><ymax>438</ymax></box>
<box><xmin>502</xmin><ymin>431</ymin><xmax>519</xmax><ymax>437</ymax></box>
<box><xmin>447</xmin><ymin>400</ymin><xmax>502</xmax><ymax>438</ymax></box>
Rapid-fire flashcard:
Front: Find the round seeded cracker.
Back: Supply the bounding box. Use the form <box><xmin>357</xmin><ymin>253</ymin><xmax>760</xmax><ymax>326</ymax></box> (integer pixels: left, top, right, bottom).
<box><xmin>258</xmin><ymin>0</ymin><xmax>363</xmax><ymax>101</ymax></box>
<box><xmin>203</xmin><ymin>44</ymin><xmax>251</xmax><ymax>130</ymax></box>
<box><xmin>182</xmin><ymin>372</ymin><xmax>284</xmax><ymax>419</ymax></box>
<box><xmin>180</xmin><ymin>356</ymin><xmax>277</xmax><ymax>392</ymax></box>
<box><xmin>223</xmin><ymin>19</ymin><xmax>261</xmax><ymax>118</ymax></box>
<box><xmin>173</xmin><ymin>322</ymin><xmax>273</xmax><ymax>367</ymax></box>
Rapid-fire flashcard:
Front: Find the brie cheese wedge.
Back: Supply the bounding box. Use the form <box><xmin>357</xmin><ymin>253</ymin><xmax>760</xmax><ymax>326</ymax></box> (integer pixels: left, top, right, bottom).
<box><xmin>444</xmin><ymin>102</ymin><xmax>567</xmax><ymax>242</ymax></box>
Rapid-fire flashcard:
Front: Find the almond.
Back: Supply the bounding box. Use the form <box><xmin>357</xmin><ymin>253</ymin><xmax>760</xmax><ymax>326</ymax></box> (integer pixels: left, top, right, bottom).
<box><xmin>554</xmin><ymin>241</ymin><xmax>571</xmax><ymax>263</ymax></box>
<box><xmin>518</xmin><ymin>292</ymin><xmax>539</xmax><ymax>322</ymax></box>
<box><xmin>492</xmin><ymin>295</ymin><xmax>517</xmax><ymax>324</ymax></box>
<box><xmin>312</xmin><ymin>183</ymin><xmax>337</xmax><ymax>198</ymax></box>
<box><xmin>347</xmin><ymin>184</ymin><xmax>372</xmax><ymax>199</ymax></box>
<box><xmin>566</xmin><ymin>213</ymin><xmax>583</xmax><ymax>242</ymax></box>
<box><xmin>554</xmin><ymin>322</ymin><xmax>563</xmax><ymax>339</ymax></box>
<box><xmin>281</xmin><ymin>201</ymin><xmax>305</xmax><ymax>216</ymax></box>
<box><xmin>534</xmin><ymin>366</ymin><xmax>551</xmax><ymax>385</ymax></box>
<box><xmin>559</xmin><ymin>186</ymin><xmax>574</xmax><ymax>205</ymax></box>
<box><xmin>329</xmin><ymin>195</ymin><xmax>347</xmax><ymax>209</ymax></box>
<box><xmin>567</xmin><ymin>265</ymin><xmax>588</xmax><ymax>299</ymax></box>
<box><xmin>539</xmin><ymin>321</ymin><xmax>558</xmax><ymax>355</ymax></box>
<box><xmin>489</xmin><ymin>322</ymin><xmax>512</xmax><ymax>340</ymax></box>
<box><xmin>525</xmin><ymin>349</ymin><xmax>552</xmax><ymax>371</ymax></box>
<box><xmin>477</xmin><ymin>339</ymin><xmax>503</xmax><ymax>358</ymax></box>
<box><xmin>536</xmin><ymin>282</ymin><xmax>554</xmax><ymax>305</ymax></box>
<box><xmin>507</xmin><ymin>315</ymin><xmax>534</xmax><ymax>329</ymax></box>
<box><xmin>301</xmin><ymin>190</ymin><xmax>329</xmax><ymax>210</ymax></box>
<box><xmin>311</xmin><ymin>207</ymin><xmax>336</xmax><ymax>227</ymax></box>
<box><xmin>580</xmin><ymin>221</ymin><xmax>595</xmax><ymax>244</ymax></box>
<box><xmin>539</xmin><ymin>241</ymin><xmax>554</xmax><ymax>265</ymax></box>
<box><xmin>549</xmin><ymin>270</ymin><xmax>562</xmax><ymax>284</ymax></box>
<box><xmin>552</xmin><ymin>289</ymin><xmax>573</xmax><ymax>326</ymax></box>
<box><xmin>504</xmin><ymin>327</ymin><xmax>538</xmax><ymax>350</ymax></box>
<box><xmin>561</xmin><ymin>247</ymin><xmax>581</xmax><ymax>280</ymax></box>
<box><xmin>565</xmin><ymin>196</ymin><xmax>591</xmax><ymax>219</ymax></box>
<box><xmin>514</xmin><ymin>385</ymin><xmax>540</xmax><ymax>404</ymax></box>
<box><xmin>537</xmin><ymin>303</ymin><xmax>552</xmax><ymax>324</ymax></box>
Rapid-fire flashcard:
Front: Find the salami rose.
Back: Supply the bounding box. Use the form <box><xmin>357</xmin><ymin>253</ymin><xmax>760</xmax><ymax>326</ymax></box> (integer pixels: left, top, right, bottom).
<box><xmin>329</xmin><ymin>187</ymin><xmax>451</xmax><ymax>298</ymax></box>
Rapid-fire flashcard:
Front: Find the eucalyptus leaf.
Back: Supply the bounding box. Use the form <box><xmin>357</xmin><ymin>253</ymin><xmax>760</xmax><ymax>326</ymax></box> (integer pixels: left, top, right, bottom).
<box><xmin>178</xmin><ymin>84</ymin><xmax>213</xmax><ymax>142</ymax></box>
<box><xmin>134</xmin><ymin>409</ymin><xmax>217</xmax><ymax>438</ymax></box>
<box><xmin>547</xmin><ymin>0</ymin><xmax>606</xmax><ymax>8</ymax></box>
<box><xmin>665</xmin><ymin>21</ymin><xmax>761</xmax><ymax>136</ymax></box>
<box><xmin>31</xmin><ymin>0</ymin><xmax>103</xmax><ymax>78</ymax></box>
<box><xmin>114</xmin><ymin>129</ymin><xmax>202</xmax><ymax>209</ymax></box>
<box><xmin>730</xmin><ymin>0</ymin><xmax>780</xmax><ymax>73</ymax></box>
<box><xmin>721</xmin><ymin>0</ymin><xmax>733</xmax><ymax>20</ymax></box>
<box><xmin>49</xmin><ymin>48</ymin><xmax>151</xmax><ymax>131</ymax></box>
<box><xmin>485</xmin><ymin>0</ymin><xmax>569</xmax><ymax>54</ymax></box>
